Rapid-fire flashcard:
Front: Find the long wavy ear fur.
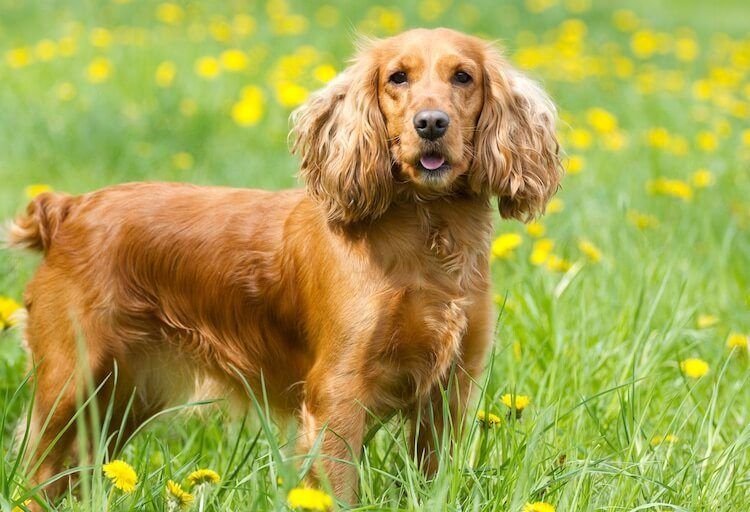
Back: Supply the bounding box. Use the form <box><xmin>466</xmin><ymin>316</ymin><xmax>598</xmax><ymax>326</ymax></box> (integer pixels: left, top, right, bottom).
<box><xmin>7</xmin><ymin>192</ymin><xmax>75</xmax><ymax>253</ymax></box>
<box><xmin>291</xmin><ymin>42</ymin><xmax>393</xmax><ymax>225</ymax></box>
<box><xmin>469</xmin><ymin>44</ymin><xmax>562</xmax><ymax>221</ymax></box>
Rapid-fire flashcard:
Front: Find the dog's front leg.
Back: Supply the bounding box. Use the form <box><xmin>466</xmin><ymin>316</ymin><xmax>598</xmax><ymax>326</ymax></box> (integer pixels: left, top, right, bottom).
<box><xmin>298</xmin><ymin>371</ymin><xmax>366</xmax><ymax>504</ymax></box>
<box><xmin>410</xmin><ymin>306</ymin><xmax>493</xmax><ymax>477</ymax></box>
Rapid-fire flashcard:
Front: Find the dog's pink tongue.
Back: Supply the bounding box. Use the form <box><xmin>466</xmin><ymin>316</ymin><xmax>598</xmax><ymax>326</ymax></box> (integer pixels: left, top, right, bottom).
<box><xmin>420</xmin><ymin>155</ymin><xmax>445</xmax><ymax>170</ymax></box>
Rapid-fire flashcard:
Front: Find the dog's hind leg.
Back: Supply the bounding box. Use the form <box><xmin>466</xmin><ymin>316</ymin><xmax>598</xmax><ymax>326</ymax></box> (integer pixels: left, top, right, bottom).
<box><xmin>21</xmin><ymin>271</ymin><xmax>91</xmax><ymax>508</ymax></box>
<box><xmin>19</xmin><ymin>268</ymin><xmax>137</xmax><ymax>510</ymax></box>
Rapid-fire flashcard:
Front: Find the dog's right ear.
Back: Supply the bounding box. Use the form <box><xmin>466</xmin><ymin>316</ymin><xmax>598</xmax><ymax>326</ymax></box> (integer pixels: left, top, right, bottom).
<box><xmin>291</xmin><ymin>43</ymin><xmax>393</xmax><ymax>225</ymax></box>
<box><xmin>469</xmin><ymin>45</ymin><xmax>562</xmax><ymax>221</ymax></box>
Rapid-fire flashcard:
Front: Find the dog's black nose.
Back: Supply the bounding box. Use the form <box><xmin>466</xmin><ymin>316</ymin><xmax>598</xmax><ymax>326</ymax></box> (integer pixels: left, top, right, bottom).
<box><xmin>413</xmin><ymin>110</ymin><xmax>450</xmax><ymax>140</ymax></box>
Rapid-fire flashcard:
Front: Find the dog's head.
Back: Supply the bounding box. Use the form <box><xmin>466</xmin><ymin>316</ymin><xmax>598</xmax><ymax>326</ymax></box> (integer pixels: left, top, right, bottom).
<box><xmin>292</xmin><ymin>28</ymin><xmax>561</xmax><ymax>224</ymax></box>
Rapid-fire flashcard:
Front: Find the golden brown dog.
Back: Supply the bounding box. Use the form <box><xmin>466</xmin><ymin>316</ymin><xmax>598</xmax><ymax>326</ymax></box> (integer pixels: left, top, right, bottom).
<box><xmin>9</xmin><ymin>28</ymin><xmax>561</xmax><ymax>505</ymax></box>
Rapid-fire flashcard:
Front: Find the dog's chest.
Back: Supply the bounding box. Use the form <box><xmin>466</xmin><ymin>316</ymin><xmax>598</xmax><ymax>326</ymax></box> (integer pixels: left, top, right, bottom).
<box><xmin>366</xmin><ymin>287</ymin><xmax>468</xmax><ymax>408</ymax></box>
<box><xmin>359</xmin><ymin>203</ymin><xmax>492</xmax><ymax>408</ymax></box>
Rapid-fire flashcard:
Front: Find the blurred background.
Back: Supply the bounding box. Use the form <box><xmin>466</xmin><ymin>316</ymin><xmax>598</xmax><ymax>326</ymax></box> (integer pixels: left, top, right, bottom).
<box><xmin>1</xmin><ymin>0</ymin><xmax>748</xmax><ymax>201</ymax></box>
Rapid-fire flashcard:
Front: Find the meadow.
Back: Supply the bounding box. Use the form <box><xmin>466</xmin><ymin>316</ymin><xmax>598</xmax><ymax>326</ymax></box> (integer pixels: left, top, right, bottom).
<box><xmin>1</xmin><ymin>0</ymin><xmax>750</xmax><ymax>510</ymax></box>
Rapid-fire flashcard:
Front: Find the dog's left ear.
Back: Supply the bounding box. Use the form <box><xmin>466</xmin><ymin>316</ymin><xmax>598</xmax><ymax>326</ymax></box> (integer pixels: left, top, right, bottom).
<box><xmin>469</xmin><ymin>46</ymin><xmax>562</xmax><ymax>221</ymax></box>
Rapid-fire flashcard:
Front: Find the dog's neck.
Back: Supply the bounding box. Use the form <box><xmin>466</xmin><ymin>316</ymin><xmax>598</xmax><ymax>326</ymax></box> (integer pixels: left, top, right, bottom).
<box><xmin>335</xmin><ymin>194</ymin><xmax>495</xmax><ymax>291</ymax></box>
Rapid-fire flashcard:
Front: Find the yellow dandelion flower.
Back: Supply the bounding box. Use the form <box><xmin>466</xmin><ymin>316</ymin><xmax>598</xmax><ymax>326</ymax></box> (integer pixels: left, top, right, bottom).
<box><xmin>730</xmin><ymin>101</ymin><xmax>748</xmax><ymax>119</ymax></box>
<box><xmin>25</xmin><ymin>183</ymin><xmax>52</xmax><ymax>199</ymax></box>
<box><xmin>374</xmin><ymin>7</ymin><xmax>404</xmax><ymax>34</ymax></box>
<box><xmin>568</xmin><ymin>128</ymin><xmax>592</xmax><ymax>149</ymax></box>
<box><xmin>651</xmin><ymin>434</ymin><xmax>679</xmax><ymax>446</ymax></box>
<box><xmin>209</xmin><ymin>18</ymin><xmax>232</xmax><ymax>42</ymax></box>
<box><xmin>742</xmin><ymin>129</ymin><xmax>750</xmax><ymax>147</ymax></box>
<box><xmin>87</xmin><ymin>57</ymin><xmax>113</xmax><ymax>83</ymax></box>
<box><xmin>627</xmin><ymin>210</ymin><xmax>658</xmax><ymax>229</ymax></box>
<box><xmin>631</xmin><ymin>30</ymin><xmax>658</xmax><ymax>58</ymax></box>
<box><xmin>526</xmin><ymin>221</ymin><xmax>545</xmax><ymax>238</ymax></box>
<box><xmin>187</xmin><ymin>469</ymin><xmax>220</xmax><ymax>486</ymax></box>
<box><xmin>275</xmin><ymin>81</ymin><xmax>308</xmax><ymax>108</ymax></box>
<box><xmin>501</xmin><ymin>393</ymin><xmax>530</xmax><ymax>411</ymax></box>
<box><xmin>155</xmin><ymin>61</ymin><xmax>177</xmax><ymax>88</ymax></box>
<box><xmin>692</xmin><ymin>80</ymin><xmax>712</xmax><ymax>101</ymax></box>
<box><xmin>646</xmin><ymin>127</ymin><xmax>671</xmax><ymax>148</ymax></box>
<box><xmin>566</xmin><ymin>155</ymin><xmax>584</xmax><ymax>174</ymax></box>
<box><xmin>586</xmin><ymin>107</ymin><xmax>617</xmax><ymax>133</ymax></box>
<box><xmin>6</xmin><ymin>47</ymin><xmax>34</xmax><ymax>68</ymax></box>
<box><xmin>287</xmin><ymin>487</ymin><xmax>333</xmax><ymax>511</ymax></box>
<box><xmin>578</xmin><ymin>239</ymin><xmax>602</xmax><ymax>262</ymax></box>
<box><xmin>194</xmin><ymin>56</ymin><xmax>220</xmax><ymax>79</ymax></box>
<box><xmin>647</xmin><ymin>178</ymin><xmax>693</xmax><ymax>201</ymax></box>
<box><xmin>103</xmin><ymin>460</ymin><xmax>138</xmax><ymax>493</ymax></box>
<box><xmin>313</xmin><ymin>64</ymin><xmax>337</xmax><ymax>83</ymax></box>
<box><xmin>691</xmin><ymin>169</ymin><xmax>714</xmax><ymax>188</ymax></box>
<box><xmin>166</xmin><ymin>480</ymin><xmax>194</xmax><ymax>509</ymax></box>
<box><xmin>530</xmin><ymin>239</ymin><xmax>554</xmax><ymax>265</ymax></box>
<box><xmin>11</xmin><ymin>500</ymin><xmax>31</xmax><ymax>512</ymax></box>
<box><xmin>156</xmin><ymin>3</ymin><xmax>184</xmax><ymax>25</ymax></box>
<box><xmin>0</xmin><ymin>297</ymin><xmax>22</xmax><ymax>330</ymax></box>
<box><xmin>56</xmin><ymin>82</ymin><xmax>77</xmax><ymax>101</ymax></box>
<box><xmin>559</xmin><ymin>19</ymin><xmax>587</xmax><ymax>41</ymax></box>
<box><xmin>221</xmin><ymin>49</ymin><xmax>249</xmax><ymax>72</ymax></box>
<box><xmin>680</xmin><ymin>358</ymin><xmax>709</xmax><ymax>379</ymax></box>
<box><xmin>696</xmin><ymin>314</ymin><xmax>718</xmax><ymax>329</ymax></box>
<box><xmin>523</xmin><ymin>501</ymin><xmax>556</xmax><ymax>512</ymax></box>
<box><xmin>727</xmin><ymin>332</ymin><xmax>748</xmax><ymax>350</ymax></box>
<box><xmin>696</xmin><ymin>131</ymin><xmax>718</xmax><ymax>152</ymax></box>
<box><xmin>675</xmin><ymin>37</ymin><xmax>699</xmax><ymax>62</ymax></box>
<box><xmin>513</xmin><ymin>340</ymin><xmax>522</xmax><ymax>360</ymax></box>
<box><xmin>492</xmin><ymin>233</ymin><xmax>522</xmax><ymax>259</ymax></box>
<box><xmin>171</xmin><ymin>152</ymin><xmax>194</xmax><ymax>171</ymax></box>
<box><xmin>476</xmin><ymin>410</ymin><xmax>502</xmax><ymax>427</ymax></box>
<box><xmin>613</xmin><ymin>56</ymin><xmax>634</xmax><ymax>78</ymax></box>
<box><xmin>545</xmin><ymin>255</ymin><xmax>573</xmax><ymax>272</ymax></box>
<box><xmin>35</xmin><ymin>39</ymin><xmax>58</xmax><ymax>61</ymax></box>
<box><xmin>231</xmin><ymin>86</ymin><xmax>265</xmax><ymax>126</ymax></box>
<box><xmin>546</xmin><ymin>198</ymin><xmax>564</xmax><ymax>214</ymax></box>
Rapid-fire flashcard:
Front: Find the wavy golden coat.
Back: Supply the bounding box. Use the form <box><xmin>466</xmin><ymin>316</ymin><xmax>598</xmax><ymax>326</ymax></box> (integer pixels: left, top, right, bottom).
<box><xmin>9</xmin><ymin>28</ymin><xmax>561</xmax><ymax>506</ymax></box>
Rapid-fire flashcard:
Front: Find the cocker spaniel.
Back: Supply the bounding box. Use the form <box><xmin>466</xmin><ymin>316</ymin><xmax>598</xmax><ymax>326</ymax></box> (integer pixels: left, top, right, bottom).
<box><xmin>9</xmin><ymin>28</ymin><xmax>561</xmax><ymax>506</ymax></box>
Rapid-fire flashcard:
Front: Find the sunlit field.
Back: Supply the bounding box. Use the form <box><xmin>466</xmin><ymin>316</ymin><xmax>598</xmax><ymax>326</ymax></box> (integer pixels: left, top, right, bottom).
<box><xmin>2</xmin><ymin>0</ymin><xmax>750</xmax><ymax>510</ymax></box>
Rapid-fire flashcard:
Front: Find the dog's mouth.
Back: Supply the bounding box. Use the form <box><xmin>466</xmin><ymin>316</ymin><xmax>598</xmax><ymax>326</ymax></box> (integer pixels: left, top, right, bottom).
<box><xmin>417</xmin><ymin>152</ymin><xmax>450</xmax><ymax>173</ymax></box>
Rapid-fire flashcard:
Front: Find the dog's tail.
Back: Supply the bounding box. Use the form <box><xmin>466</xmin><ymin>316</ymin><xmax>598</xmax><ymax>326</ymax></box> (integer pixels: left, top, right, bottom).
<box><xmin>7</xmin><ymin>192</ymin><xmax>76</xmax><ymax>254</ymax></box>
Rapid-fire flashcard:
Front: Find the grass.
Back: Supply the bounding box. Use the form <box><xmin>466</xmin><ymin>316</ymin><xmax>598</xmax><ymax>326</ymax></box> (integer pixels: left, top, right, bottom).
<box><xmin>1</xmin><ymin>0</ymin><xmax>750</xmax><ymax>510</ymax></box>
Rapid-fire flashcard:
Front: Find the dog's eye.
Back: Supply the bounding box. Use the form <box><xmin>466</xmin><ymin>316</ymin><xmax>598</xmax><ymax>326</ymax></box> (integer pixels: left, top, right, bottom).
<box><xmin>389</xmin><ymin>71</ymin><xmax>408</xmax><ymax>85</ymax></box>
<box><xmin>453</xmin><ymin>71</ymin><xmax>472</xmax><ymax>84</ymax></box>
